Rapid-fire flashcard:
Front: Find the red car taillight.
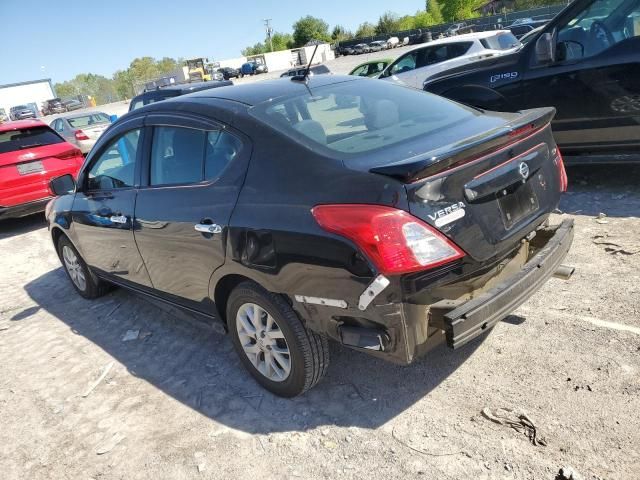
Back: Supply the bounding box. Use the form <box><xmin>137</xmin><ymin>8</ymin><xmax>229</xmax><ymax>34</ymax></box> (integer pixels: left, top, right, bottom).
<box><xmin>74</xmin><ymin>129</ymin><xmax>89</xmax><ymax>140</ymax></box>
<box><xmin>311</xmin><ymin>204</ymin><xmax>465</xmax><ymax>275</ymax></box>
<box><xmin>555</xmin><ymin>148</ymin><xmax>568</xmax><ymax>192</ymax></box>
<box><xmin>55</xmin><ymin>148</ymin><xmax>83</xmax><ymax>160</ymax></box>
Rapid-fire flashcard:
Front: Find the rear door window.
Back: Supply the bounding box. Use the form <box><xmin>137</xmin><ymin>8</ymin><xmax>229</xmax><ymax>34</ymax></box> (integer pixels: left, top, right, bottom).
<box><xmin>150</xmin><ymin>126</ymin><xmax>240</xmax><ymax>186</ymax></box>
<box><xmin>481</xmin><ymin>33</ymin><xmax>520</xmax><ymax>50</ymax></box>
<box><xmin>0</xmin><ymin>126</ymin><xmax>64</xmax><ymax>154</ymax></box>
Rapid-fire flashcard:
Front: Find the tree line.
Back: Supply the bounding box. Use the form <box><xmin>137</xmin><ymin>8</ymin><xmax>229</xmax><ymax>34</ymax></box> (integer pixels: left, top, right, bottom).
<box><xmin>55</xmin><ymin>0</ymin><xmax>559</xmax><ymax>104</ymax></box>
<box><xmin>241</xmin><ymin>0</ymin><xmax>558</xmax><ymax>54</ymax></box>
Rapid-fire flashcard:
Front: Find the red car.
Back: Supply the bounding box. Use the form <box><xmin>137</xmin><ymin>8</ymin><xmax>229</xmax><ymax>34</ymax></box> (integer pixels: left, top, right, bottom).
<box><xmin>0</xmin><ymin>120</ymin><xmax>84</xmax><ymax>220</ymax></box>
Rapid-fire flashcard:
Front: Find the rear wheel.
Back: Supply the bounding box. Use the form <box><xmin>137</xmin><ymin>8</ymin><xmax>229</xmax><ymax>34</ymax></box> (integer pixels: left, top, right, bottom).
<box><xmin>227</xmin><ymin>282</ymin><xmax>329</xmax><ymax>397</ymax></box>
<box><xmin>57</xmin><ymin>236</ymin><xmax>109</xmax><ymax>299</ymax></box>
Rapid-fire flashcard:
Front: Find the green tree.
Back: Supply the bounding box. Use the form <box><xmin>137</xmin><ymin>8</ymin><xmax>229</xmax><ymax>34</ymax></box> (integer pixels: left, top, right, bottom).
<box><xmin>292</xmin><ymin>15</ymin><xmax>331</xmax><ymax>46</ymax></box>
<box><xmin>113</xmin><ymin>69</ymin><xmax>135</xmax><ymax>99</ymax></box>
<box><xmin>355</xmin><ymin>22</ymin><xmax>376</xmax><ymax>38</ymax></box>
<box><xmin>397</xmin><ymin>15</ymin><xmax>416</xmax><ymax>31</ymax></box>
<box><xmin>242</xmin><ymin>42</ymin><xmax>267</xmax><ymax>56</ymax></box>
<box><xmin>128</xmin><ymin>57</ymin><xmax>159</xmax><ymax>82</ymax></box>
<box><xmin>271</xmin><ymin>32</ymin><xmax>294</xmax><ymax>51</ymax></box>
<box><xmin>376</xmin><ymin>11</ymin><xmax>402</xmax><ymax>34</ymax></box>
<box><xmin>426</xmin><ymin>0</ymin><xmax>444</xmax><ymax>24</ymax></box>
<box><xmin>441</xmin><ymin>0</ymin><xmax>480</xmax><ymax>22</ymax></box>
<box><xmin>331</xmin><ymin>25</ymin><xmax>353</xmax><ymax>42</ymax></box>
<box><xmin>156</xmin><ymin>57</ymin><xmax>180</xmax><ymax>75</ymax></box>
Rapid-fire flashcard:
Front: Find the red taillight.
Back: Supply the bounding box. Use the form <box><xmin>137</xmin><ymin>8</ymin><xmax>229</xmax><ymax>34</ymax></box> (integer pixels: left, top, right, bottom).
<box><xmin>555</xmin><ymin>148</ymin><xmax>568</xmax><ymax>192</ymax></box>
<box><xmin>55</xmin><ymin>148</ymin><xmax>83</xmax><ymax>160</ymax></box>
<box><xmin>74</xmin><ymin>129</ymin><xmax>89</xmax><ymax>140</ymax></box>
<box><xmin>311</xmin><ymin>204</ymin><xmax>465</xmax><ymax>275</ymax></box>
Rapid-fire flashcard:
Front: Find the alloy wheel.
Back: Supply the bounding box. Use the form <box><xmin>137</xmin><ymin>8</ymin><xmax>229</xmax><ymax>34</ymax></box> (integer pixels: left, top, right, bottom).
<box><xmin>62</xmin><ymin>245</ymin><xmax>87</xmax><ymax>291</ymax></box>
<box><xmin>235</xmin><ymin>302</ymin><xmax>291</xmax><ymax>382</ymax></box>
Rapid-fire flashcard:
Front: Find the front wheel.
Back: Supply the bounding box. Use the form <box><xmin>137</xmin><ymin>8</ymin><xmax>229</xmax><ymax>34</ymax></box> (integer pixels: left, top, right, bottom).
<box><xmin>227</xmin><ymin>282</ymin><xmax>329</xmax><ymax>397</ymax></box>
<box><xmin>57</xmin><ymin>235</ymin><xmax>109</xmax><ymax>299</ymax></box>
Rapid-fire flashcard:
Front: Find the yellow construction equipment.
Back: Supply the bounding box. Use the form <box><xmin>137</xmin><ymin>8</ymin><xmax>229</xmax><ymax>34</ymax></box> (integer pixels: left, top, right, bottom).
<box><xmin>184</xmin><ymin>58</ymin><xmax>212</xmax><ymax>82</ymax></box>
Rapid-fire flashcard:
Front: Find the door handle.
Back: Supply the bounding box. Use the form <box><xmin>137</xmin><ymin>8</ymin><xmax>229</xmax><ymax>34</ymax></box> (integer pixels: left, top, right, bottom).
<box><xmin>195</xmin><ymin>223</ymin><xmax>222</xmax><ymax>234</ymax></box>
<box><xmin>110</xmin><ymin>215</ymin><xmax>128</xmax><ymax>224</ymax></box>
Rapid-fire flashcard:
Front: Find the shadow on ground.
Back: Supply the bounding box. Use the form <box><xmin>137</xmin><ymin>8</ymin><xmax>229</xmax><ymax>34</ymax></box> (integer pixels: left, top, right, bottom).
<box><xmin>24</xmin><ymin>267</ymin><xmax>484</xmax><ymax>434</ymax></box>
<box><xmin>562</xmin><ymin>165</ymin><xmax>640</xmax><ymax>218</ymax></box>
<box><xmin>0</xmin><ymin>213</ymin><xmax>47</xmax><ymax>239</ymax></box>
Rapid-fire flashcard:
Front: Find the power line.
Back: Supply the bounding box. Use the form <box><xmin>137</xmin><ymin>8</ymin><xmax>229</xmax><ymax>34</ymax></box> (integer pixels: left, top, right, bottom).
<box><xmin>263</xmin><ymin>19</ymin><xmax>274</xmax><ymax>52</ymax></box>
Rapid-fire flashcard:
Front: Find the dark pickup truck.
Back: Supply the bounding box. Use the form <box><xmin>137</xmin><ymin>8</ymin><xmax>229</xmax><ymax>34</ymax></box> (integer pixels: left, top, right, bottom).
<box><xmin>424</xmin><ymin>0</ymin><xmax>640</xmax><ymax>165</ymax></box>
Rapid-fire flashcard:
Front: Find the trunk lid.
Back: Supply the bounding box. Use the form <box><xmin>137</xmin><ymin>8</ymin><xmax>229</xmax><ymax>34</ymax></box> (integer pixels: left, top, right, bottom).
<box><xmin>370</xmin><ymin>107</ymin><xmax>563</xmax><ymax>262</ymax></box>
<box><xmin>82</xmin><ymin>122</ymin><xmax>109</xmax><ymax>140</ymax></box>
<box><xmin>0</xmin><ymin>142</ymin><xmax>83</xmax><ymax>207</ymax></box>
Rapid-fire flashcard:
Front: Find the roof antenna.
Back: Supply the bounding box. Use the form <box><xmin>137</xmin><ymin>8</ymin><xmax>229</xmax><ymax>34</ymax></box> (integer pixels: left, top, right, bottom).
<box><xmin>292</xmin><ymin>42</ymin><xmax>320</xmax><ymax>82</ymax></box>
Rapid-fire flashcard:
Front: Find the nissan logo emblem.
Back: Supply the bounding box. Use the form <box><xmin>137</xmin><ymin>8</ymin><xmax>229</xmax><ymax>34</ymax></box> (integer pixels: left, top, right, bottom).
<box><xmin>519</xmin><ymin>162</ymin><xmax>530</xmax><ymax>180</ymax></box>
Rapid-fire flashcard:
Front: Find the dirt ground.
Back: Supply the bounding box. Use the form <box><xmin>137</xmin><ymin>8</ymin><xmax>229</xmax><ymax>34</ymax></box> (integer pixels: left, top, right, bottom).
<box><xmin>1</xmin><ymin>165</ymin><xmax>639</xmax><ymax>480</ymax></box>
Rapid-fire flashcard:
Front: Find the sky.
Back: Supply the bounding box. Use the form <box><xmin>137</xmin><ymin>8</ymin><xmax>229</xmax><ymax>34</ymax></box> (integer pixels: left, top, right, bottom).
<box><xmin>0</xmin><ymin>0</ymin><xmax>425</xmax><ymax>85</ymax></box>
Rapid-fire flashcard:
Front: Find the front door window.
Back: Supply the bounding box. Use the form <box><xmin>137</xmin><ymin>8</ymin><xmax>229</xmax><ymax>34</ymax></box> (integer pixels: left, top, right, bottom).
<box><xmin>557</xmin><ymin>0</ymin><xmax>640</xmax><ymax>60</ymax></box>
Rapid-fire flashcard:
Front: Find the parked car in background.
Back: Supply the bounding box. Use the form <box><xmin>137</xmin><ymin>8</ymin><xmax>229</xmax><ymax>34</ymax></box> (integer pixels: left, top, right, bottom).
<box><xmin>0</xmin><ymin>119</ymin><xmax>83</xmax><ymax>219</ymax></box>
<box><xmin>128</xmin><ymin>80</ymin><xmax>233</xmax><ymax>111</ymax></box>
<box><xmin>62</xmin><ymin>99</ymin><xmax>83</xmax><ymax>112</ymax></box>
<box><xmin>0</xmin><ymin>108</ymin><xmax>8</xmax><ymax>123</ymax></box>
<box><xmin>10</xmin><ymin>105</ymin><xmax>37</xmax><ymax>120</ymax></box>
<box><xmin>380</xmin><ymin>30</ymin><xmax>521</xmax><ymax>89</ymax></box>
<box><xmin>51</xmin><ymin>112</ymin><xmax>112</xmax><ymax>154</ymax></box>
<box><xmin>219</xmin><ymin>67</ymin><xmax>242</xmax><ymax>80</ymax></box>
<box><xmin>368</xmin><ymin>40</ymin><xmax>386</xmax><ymax>52</ymax></box>
<box><xmin>386</xmin><ymin>36</ymin><xmax>400</xmax><ymax>48</ymax></box>
<box><xmin>47</xmin><ymin>75</ymin><xmax>572</xmax><ymax>397</ymax></box>
<box><xmin>341</xmin><ymin>45</ymin><xmax>356</xmax><ymax>55</ymax></box>
<box><xmin>241</xmin><ymin>62</ymin><xmax>268</xmax><ymax>75</ymax></box>
<box><xmin>445</xmin><ymin>22</ymin><xmax>473</xmax><ymax>36</ymax></box>
<box><xmin>424</xmin><ymin>0</ymin><xmax>640</xmax><ymax>165</ymax></box>
<box><xmin>508</xmin><ymin>18</ymin><xmax>549</xmax><ymax>38</ymax></box>
<box><xmin>353</xmin><ymin>43</ymin><xmax>371</xmax><ymax>54</ymax></box>
<box><xmin>280</xmin><ymin>64</ymin><xmax>331</xmax><ymax>77</ymax></box>
<box><xmin>348</xmin><ymin>59</ymin><xmax>392</xmax><ymax>77</ymax></box>
<box><xmin>509</xmin><ymin>24</ymin><xmax>537</xmax><ymax>38</ymax></box>
<box><xmin>510</xmin><ymin>18</ymin><xmax>534</xmax><ymax>26</ymax></box>
<box><xmin>42</xmin><ymin>98</ymin><xmax>66</xmax><ymax>116</ymax></box>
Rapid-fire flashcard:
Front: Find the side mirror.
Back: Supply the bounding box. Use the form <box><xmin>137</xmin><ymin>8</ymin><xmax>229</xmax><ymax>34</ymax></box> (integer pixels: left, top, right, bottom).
<box><xmin>109</xmin><ymin>114</ymin><xmax>118</xmax><ymax>123</ymax></box>
<box><xmin>49</xmin><ymin>174</ymin><xmax>76</xmax><ymax>196</ymax></box>
<box><xmin>535</xmin><ymin>33</ymin><xmax>555</xmax><ymax>64</ymax></box>
<box><xmin>556</xmin><ymin>40</ymin><xmax>584</xmax><ymax>62</ymax></box>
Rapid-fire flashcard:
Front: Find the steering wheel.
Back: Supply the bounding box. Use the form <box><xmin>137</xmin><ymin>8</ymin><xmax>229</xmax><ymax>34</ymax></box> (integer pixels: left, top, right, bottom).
<box><xmin>589</xmin><ymin>20</ymin><xmax>615</xmax><ymax>53</ymax></box>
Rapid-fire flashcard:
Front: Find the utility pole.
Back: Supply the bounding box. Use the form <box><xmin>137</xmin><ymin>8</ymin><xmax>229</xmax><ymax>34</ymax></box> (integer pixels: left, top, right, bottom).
<box><xmin>263</xmin><ymin>18</ymin><xmax>273</xmax><ymax>51</ymax></box>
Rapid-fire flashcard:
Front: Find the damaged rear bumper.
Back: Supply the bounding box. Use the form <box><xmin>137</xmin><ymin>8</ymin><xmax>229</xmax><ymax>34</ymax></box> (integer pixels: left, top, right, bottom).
<box><xmin>437</xmin><ymin>219</ymin><xmax>574</xmax><ymax>349</ymax></box>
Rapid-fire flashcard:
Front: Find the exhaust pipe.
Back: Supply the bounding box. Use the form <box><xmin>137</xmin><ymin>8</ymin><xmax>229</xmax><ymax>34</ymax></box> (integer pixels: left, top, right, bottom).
<box><xmin>553</xmin><ymin>265</ymin><xmax>575</xmax><ymax>280</ymax></box>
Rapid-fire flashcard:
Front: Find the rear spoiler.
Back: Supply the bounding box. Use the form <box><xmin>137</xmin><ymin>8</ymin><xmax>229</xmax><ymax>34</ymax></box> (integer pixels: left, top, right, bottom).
<box><xmin>370</xmin><ymin>107</ymin><xmax>555</xmax><ymax>183</ymax></box>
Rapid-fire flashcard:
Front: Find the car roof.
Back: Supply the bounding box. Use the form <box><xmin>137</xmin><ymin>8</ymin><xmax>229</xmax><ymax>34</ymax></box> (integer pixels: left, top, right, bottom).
<box><xmin>184</xmin><ymin>75</ymin><xmax>362</xmax><ymax>106</ymax></box>
<box><xmin>153</xmin><ymin>80</ymin><xmax>232</xmax><ymax>93</ymax></box>
<box><xmin>0</xmin><ymin>119</ymin><xmax>46</xmax><ymax>132</ymax></box>
<box><xmin>409</xmin><ymin>30</ymin><xmax>513</xmax><ymax>49</ymax></box>
<box><xmin>60</xmin><ymin>111</ymin><xmax>108</xmax><ymax>120</ymax></box>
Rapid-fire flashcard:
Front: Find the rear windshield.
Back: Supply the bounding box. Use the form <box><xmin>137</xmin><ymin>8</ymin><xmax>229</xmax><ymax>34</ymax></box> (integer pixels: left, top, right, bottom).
<box><xmin>67</xmin><ymin>113</ymin><xmax>110</xmax><ymax>128</ymax></box>
<box><xmin>249</xmin><ymin>79</ymin><xmax>476</xmax><ymax>157</ymax></box>
<box><xmin>481</xmin><ymin>32</ymin><xmax>521</xmax><ymax>50</ymax></box>
<box><xmin>0</xmin><ymin>126</ymin><xmax>64</xmax><ymax>154</ymax></box>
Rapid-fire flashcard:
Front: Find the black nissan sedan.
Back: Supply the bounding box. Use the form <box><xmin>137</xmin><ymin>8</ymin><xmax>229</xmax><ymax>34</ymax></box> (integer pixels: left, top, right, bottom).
<box><xmin>46</xmin><ymin>75</ymin><xmax>573</xmax><ymax>397</ymax></box>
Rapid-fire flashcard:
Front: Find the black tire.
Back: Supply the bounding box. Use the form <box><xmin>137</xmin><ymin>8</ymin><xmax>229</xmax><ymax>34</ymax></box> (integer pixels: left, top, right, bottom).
<box><xmin>57</xmin><ymin>235</ymin><xmax>110</xmax><ymax>299</ymax></box>
<box><xmin>227</xmin><ymin>281</ymin><xmax>329</xmax><ymax>397</ymax></box>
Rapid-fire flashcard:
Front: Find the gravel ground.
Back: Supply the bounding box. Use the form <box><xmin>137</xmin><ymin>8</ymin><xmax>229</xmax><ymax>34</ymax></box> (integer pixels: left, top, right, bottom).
<box><xmin>0</xmin><ymin>165</ymin><xmax>639</xmax><ymax>479</ymax></box>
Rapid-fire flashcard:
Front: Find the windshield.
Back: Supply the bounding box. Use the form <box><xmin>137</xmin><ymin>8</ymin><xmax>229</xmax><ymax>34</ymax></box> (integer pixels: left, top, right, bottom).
<box><xmin>249</xmin><ymin>80</ymin><xmax>480</xmax><ymax>158</ymax></box>
<box><xmin>0</xmin><ymin>126</ymin><xmax>64</xmax><ymax>154</ymax></box>
<box><xmin>67</xmin><ymin>113</ymin><xmax>110</xmax><ymax>128</ymax></box>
